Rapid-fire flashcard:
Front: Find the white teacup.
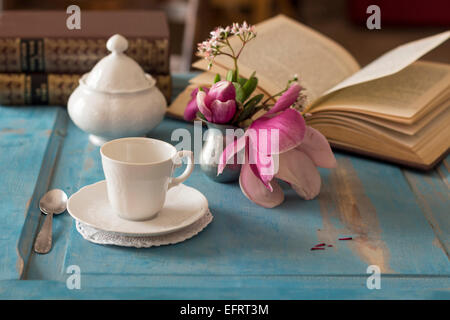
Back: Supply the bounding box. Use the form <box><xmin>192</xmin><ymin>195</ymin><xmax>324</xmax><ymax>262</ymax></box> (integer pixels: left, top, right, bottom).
<box><xmin>100</xmin><ymin>137</ymin><xmax>194</xmax><ymax>221</ymax></box>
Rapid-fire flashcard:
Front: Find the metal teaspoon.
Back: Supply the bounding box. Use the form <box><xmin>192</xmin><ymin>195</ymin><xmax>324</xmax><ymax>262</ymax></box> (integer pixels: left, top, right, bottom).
<box><xmin>34</xmin><ymin>189</ymin><xmax>68</xmax><ymax>254</ymax></box>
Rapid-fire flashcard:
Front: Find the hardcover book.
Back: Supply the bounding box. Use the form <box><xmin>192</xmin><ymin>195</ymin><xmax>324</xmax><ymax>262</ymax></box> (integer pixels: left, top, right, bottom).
<box><xmin>0</xmin><ymin>73</ymin><xmax>172</xmax><ymax>105</ymax></box>
<box><xmin>0</xmin><ymin>10</ymin><xmax>170</xmax><ymax>74</ymax></box>
<box><xmin>168</xmin><ymin>15</ymin><xmax>450</xmax><ymax>170</ymax></box>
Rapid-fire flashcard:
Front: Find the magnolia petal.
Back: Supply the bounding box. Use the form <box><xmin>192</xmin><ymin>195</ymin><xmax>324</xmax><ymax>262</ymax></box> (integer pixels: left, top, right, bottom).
<box><xmin>184</xmin><ymin>90</ymin><xmax>200</xmax><ymax>121</ymax></box>
<box><xmin>248</xmin><ymin>149</ymin><xmax>276</xmax><ymax>191</ymax></box>
<box><xmin>208</xmin><ymin>80</ymin><xmax>236</xmax><ymax>102</ymax></box>
<box><xmin>184</xmin><ymin>88</ymin><xmax>209</xmax><ymax>121</ymax></box>
<box><xmin>218</xmin><ymin>135</ymin><xmax>246</xmax><ymax>175</ymax></box>
<box><xmin>276</xmin><ymin>148</ymin><xmax>321</xmax><ymax>200</ymax></box>
<box><xmin>184</xmin><ymin>99</ymin><xmax>199</xmax><ymax>121</ymax></box>
<box><xmin>266</xmin><ymin>84</ymin><xmax>302</xmax><ymax>116</ymax></box>
<box><xmin>297</xmin><ymin>126</ymin><xmax>336</xmax><ymax>168</ymax></box>
<box><xmin>248</xmin><ymin>108</ymin><xmax>306</xmax><ymax>155</ymax></box>
<box><xmin>196</xmin><ymin>90</ymin><xmax>212</xmax><ymax>121</ymax></box>
<box><xmin>210</xmin><ymin>99</ymin><xmax>236</xmax><ymax>124</ymax></box>
<box><xmin>240</xmin><ymin>162</ymin><xmax>284</xmax><ymax>208</ymax></box>
<box><xmin>250</xmin><ymin>163</ymin><xmax>273</xmax><ymax>191</ymax></box>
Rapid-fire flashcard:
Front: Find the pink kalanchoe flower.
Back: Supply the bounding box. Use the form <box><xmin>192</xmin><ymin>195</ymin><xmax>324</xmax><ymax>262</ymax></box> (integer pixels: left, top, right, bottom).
<box><xmin>184</xmin><ymin>87</ymin><xmax>209</xmax><ymax>121</ymax></box>
<box><xmin>218</xmin><ymin>85</ymin><xmax>336</xmax><ymax>208</ymax></box>
<box><xmin>196</xmin><ymin>81</ymin><xmax>237</xmax><ymax>124</ymax></box>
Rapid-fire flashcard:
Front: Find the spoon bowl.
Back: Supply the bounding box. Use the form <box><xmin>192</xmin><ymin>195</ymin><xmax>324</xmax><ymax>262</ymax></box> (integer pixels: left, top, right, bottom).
<box><xmin>34</xmin><ymin>189</ymin><xmax>68</xmax><ymax>254</ymax></box>
<box><xmin>39</xmin><ymin>189</ymin><xmax>68</xmax><ymax>215</ymax></box>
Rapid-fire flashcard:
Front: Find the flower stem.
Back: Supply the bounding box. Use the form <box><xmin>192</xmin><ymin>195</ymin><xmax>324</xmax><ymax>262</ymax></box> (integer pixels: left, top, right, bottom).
<box><xmin>233</xmin><ymin>58</ymin><xmax>239</xmax><ymax>80</ymax></box>
<box><xmin>225</xmin><ymin>38</ymin><xmax>236</xmax><ymax>57</ymax></box>
<box><xmin>216</xmin><ymin>50</ymin><xmax>234</xmax><ymax>58</ymax></box>
<box><xmin>261</xmin><ymin>89</ymin><xmax>286</xmax><ymax>106</ymax></box>
<box><xmin>236</xmin><ymin>41</ymin><xmax>246</xmax><ymax>59</ymax></box>
<box><xmin>225</xmin><ymin>38</ymin><xmax>239</xmax><ymax>80</ymax></box>
<box><xmin>260</xmin><ymin>78</ymin><xmax>296</xmax><ymax>107</ymax></box>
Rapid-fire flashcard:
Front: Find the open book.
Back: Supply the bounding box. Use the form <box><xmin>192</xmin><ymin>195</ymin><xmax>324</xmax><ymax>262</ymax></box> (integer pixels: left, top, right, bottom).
<box><xmin>168</xmin><ymin>15</ymin><xmax>450</xmax><ymax>170</ymax></box>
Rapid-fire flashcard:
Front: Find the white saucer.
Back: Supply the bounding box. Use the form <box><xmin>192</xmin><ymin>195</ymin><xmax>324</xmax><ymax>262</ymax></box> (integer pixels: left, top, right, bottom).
<box><xmin>67</xmin><ymin>181</ymin><xmax>209</xmax><ymax>237</ymax></box>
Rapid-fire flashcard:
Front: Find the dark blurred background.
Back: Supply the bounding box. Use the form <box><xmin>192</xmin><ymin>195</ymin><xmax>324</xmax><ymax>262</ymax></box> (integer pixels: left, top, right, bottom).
<box><xmin>1</xmin><ymin>0</ymin><xmax>449</xmax><ymax>72</ymax></box>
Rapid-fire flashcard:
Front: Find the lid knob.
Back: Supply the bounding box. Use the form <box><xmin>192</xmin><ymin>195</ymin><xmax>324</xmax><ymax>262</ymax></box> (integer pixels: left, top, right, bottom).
<box><xmin>107</xmin><ymin>34</ymin><xmax>128</xmax><ymax>54</ymax></box>
<box><xmin>81</xmin><ymin>34</ymin><xmax>156</xmax><ymax>93</ymax></box>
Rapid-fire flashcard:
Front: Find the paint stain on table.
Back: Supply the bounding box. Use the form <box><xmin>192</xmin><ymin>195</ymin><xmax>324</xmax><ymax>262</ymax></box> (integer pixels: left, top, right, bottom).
<box><xmin>83</xmin><ymin>157</ymin><xmax>94</xmax><ymax>172</ymax></box>
<box><xmin>317</xmin><ymin>158</ymin><xmax>393</xmax><ymax>273</ymax></box>
<box><xmin>1</xmin><ymin>128</ymin><xmax>25</xmax><ymax>135</ymax></box>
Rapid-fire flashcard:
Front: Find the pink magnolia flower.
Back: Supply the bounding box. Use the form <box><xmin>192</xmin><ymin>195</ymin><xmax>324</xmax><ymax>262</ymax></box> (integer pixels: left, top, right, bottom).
<box><xmin>196</xmin><ymin>81</ymin><xmax>237</xmax><ymax>124</ymax></box>
<box><xmin>184</xmin><ymin>87</ymin><xmax>209</xmax><ymax>121</ymax></box>
<box><xmin>267</xmin><ymin>84</ymin><xmax>302</xmax><ymax>115</ymax></box>
<box><xmin>218</xmin><ymin>84</ymin><xmax>336</xmax><ymax>208</ymax></box>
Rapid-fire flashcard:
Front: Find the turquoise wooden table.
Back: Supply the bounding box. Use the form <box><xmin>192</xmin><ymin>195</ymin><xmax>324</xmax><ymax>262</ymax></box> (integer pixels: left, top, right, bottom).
<box><xmin>0</xmin><ymin>74</ymin><xmax>448</xmax><ymax>299</ymax></box>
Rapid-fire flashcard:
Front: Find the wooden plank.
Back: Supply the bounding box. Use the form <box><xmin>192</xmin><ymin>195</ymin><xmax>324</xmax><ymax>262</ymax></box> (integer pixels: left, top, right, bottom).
<box><xmin>317</xmin><ymin>156</ymin><xmax>449</xmax><ymax>274</ymax></box>
<box><xmin>1</xmin><ymin>277</ymin><xmax>449</xmax><ymax>299</ymax></box>
<box><xmin>23</xmin><ymin>117</ymin><xmax>91</xmax><ymax>280</ymax></box>
<box><xmin>402</xmin><ymin>154</ymin><xmax>450</xmax><ymax>259</ymax></box>
<box><xmin>0</xmin><ymin>106</ymin><xmax>65</xmax><ymax>280</ymax></box>
<box><xmin>436</xmin><ymin>154</ymin><xmax>449</xmax><ymax>189</ymax></box>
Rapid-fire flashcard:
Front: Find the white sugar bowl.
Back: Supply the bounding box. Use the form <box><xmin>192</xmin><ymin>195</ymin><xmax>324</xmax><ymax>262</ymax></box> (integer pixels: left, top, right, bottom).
<box><xmin>68</xmin><ymin>34</ymin><xmax>167</xmax><ymax>146</ymax></box>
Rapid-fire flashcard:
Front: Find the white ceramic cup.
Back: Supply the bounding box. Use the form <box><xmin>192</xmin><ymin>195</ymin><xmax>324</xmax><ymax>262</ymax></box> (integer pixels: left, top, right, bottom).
<box><xmin>100</xmin><ymin>137</ymin><xmax>194</xmax><ymax>221</ymax></box>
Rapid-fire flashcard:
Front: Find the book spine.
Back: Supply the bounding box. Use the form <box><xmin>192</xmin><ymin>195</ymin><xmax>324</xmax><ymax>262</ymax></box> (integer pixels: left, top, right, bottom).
<box><xmin>0</xmin><ymin>38</ymin><xmax>169</xmax><ymax>74</ymax></box>
<box><xmin>0</xmin><ymin>73</ymin><xmax>172</xmax><ymax>106</ymax></box>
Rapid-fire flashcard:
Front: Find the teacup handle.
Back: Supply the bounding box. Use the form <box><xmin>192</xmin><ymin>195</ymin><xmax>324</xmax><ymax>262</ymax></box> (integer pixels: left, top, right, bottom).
<box><xmin>168</xmin><ymin>150</ymin><xmax>194</xmax><ymax>189</ymax></box>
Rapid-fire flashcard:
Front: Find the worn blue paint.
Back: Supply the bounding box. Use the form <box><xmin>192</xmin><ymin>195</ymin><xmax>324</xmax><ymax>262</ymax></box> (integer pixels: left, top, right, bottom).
<box><xmin>1</xmin><ymin>277</ymin><xmax>450</xmax><ymax>299</ymax></box>
<box><xmin>0</xmin><ymin>74</ymin><xmax>449</xmax><ymax>299</ymax></box>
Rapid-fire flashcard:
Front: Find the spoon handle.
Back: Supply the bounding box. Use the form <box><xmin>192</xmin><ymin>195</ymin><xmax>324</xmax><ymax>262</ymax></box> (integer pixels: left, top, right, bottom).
<box><xmin>34</xmin><ymin>212</ymin><xmax>54</xmax><ymax>254</ymax></box>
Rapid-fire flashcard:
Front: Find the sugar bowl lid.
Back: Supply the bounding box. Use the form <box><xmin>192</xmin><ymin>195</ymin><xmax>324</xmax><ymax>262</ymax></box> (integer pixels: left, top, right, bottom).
<box><xmin>80</xmin><ymin>34</ymin><xmax>156</xmax><ymax>93</ymax></box>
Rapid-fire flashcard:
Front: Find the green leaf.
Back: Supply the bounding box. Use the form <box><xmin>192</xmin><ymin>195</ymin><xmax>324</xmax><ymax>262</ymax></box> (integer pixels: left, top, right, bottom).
<box><xmin>236</xmin><ymin>94</ymin><xmax>264</xmax><ymax>123</ymax></box>
<box><xmin>238</xmin><ymin>77</ymin><xmax>247</xmax><ymax>86</ymax></box>
<box><xmin>235</xmin><ymin>105</ymin><xmax>256</xmax><ymax>124</ymax></box>
<box><xmin>241</xmin><ymin>76</ymin><xmax>258</xmax><ymax>102</ymax></box>
<box><xmin>213</xmin><ymin>74</ymin><xmax>221</xmax><ymax>83</ymax></box>
<box><xmin>233</xmin><ymin>82</ymin><xmax>245</xmax><ymax>103</ymax></box>
<box><xmin>243</xmin><ymin>94</ymin><xmax>264</xmax><ymax>108</ymax></box>
<box><xmin>226</xmin><ymin>70</ymin><xmax>234</xmax><ymax>82</ymax></box>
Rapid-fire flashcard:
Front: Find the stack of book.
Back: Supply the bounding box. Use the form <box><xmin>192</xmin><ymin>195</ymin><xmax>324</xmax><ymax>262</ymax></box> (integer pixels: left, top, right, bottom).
<box><xmin>0</xmin><ymin>10</ymin><xmax>171</xmax><ymax>106</ymax></box>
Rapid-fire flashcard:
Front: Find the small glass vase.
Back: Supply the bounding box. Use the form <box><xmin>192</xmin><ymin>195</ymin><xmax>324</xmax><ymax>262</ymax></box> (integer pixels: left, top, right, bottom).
<box><xmin>200</xmin><ymin>121</ymin><xmax>242</xmax><ymax>183</ymax></box>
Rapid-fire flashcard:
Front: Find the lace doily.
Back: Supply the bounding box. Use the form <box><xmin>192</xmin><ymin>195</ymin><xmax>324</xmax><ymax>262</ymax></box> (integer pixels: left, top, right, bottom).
<box><xmin>75</xmin><ymin>210</ymin><xmax>213</xmax><ymax>248</ymax></box>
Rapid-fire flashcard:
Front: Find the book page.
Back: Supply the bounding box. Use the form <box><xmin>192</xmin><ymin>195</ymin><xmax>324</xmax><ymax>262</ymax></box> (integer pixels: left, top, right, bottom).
<box><xmin>312</xmin><ymin>61</ymin><xmax>450</xmax><ymax>122</ymax></box>
<box><xmin>191</xmin><ymin>60</ymin><xmax>228</xmax><ymax>78</ymax></box>
<box><xmin>310</xmin><ymin>105</ymin><xmax>450</xmax><ymax>165</ymax></box>
<box><xmin>189</xmin><ymin>71</ymin><xmax>218</xmax><ymax>85</ymax></box>
<box><xmin>167</xmin><ymin>85</ymin><xmax>196</xmax><ymax>120</ymax></box>
<box><xmin>321</xmin><ymin>30</ymin><xmax>450</xmax><ymax>97</ymax></box>
<box><xmin>310</xmin><ymin>94</ymin><xmax>449</xmax><ymax>135</ymax></box>
<box><xmin>199</xmin><ymin>15</ymin><xmax>359</xmax><ymax>102</ymax></box>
